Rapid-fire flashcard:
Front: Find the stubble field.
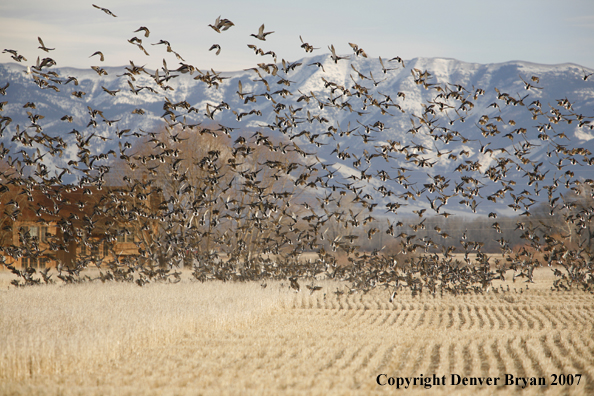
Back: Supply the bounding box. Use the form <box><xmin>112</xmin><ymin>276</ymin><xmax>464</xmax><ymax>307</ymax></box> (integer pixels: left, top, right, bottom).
<box><xmin>1</xmin><ymin>267</ymin><xmax>593</xmax><ymax>396</ymax></box>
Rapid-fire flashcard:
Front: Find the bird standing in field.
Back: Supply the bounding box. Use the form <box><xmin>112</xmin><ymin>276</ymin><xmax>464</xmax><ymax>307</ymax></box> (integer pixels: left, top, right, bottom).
<box><xmin>251</xmin><ymin>24</ymin><xmax>274</xmax><ymax>41</ymax></box>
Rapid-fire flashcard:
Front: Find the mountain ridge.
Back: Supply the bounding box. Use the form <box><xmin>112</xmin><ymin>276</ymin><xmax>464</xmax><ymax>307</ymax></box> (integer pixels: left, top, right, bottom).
<box><xmin>1</xmin><ymin>55</ymin><xmax>593</xmax><ymax>217</ymax></box>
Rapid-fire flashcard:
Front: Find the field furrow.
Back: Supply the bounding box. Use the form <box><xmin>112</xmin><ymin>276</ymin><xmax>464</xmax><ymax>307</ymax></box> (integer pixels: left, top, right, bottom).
<box><xmin>2</xmin><ymin>279</ymin><xmax>593</xmax><ymax>396</ymax></box>
<box><xmin>525</xmin><ymin>307</ymin><xmax>546</xmax><ymax>330</ymax></box>
<box><xmin>490</xmin><ymin>339</ymin><xmax>509</xmax><ymax>386</ymax></box>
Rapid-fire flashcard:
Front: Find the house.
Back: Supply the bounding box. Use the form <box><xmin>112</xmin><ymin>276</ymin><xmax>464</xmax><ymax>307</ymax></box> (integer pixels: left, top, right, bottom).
<box><xmin>0</xmin><ymin>183</ymin><xmax>162</xmax><ymax>270</ymax></box>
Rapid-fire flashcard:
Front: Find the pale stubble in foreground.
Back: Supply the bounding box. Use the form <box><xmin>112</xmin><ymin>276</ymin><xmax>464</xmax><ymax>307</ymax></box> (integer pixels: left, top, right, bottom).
<box><xmin>1</xmin><ymin>268</ymin><xmax>593</xmax><ymax>395</ymax></box>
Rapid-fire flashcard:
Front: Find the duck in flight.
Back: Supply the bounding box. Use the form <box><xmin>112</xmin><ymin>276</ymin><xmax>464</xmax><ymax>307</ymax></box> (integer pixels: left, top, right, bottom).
<box><xmin>251</xmin><ymin>24</ymin><xmax>274</xmax><ymax>41</ymax></box>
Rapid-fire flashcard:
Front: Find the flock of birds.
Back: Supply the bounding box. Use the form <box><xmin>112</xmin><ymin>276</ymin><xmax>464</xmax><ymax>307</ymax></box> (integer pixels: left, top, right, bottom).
<box><xmin>1</xmin><ymin>5</ymin><xmax>593</xmax><ymax>295</ymax></box>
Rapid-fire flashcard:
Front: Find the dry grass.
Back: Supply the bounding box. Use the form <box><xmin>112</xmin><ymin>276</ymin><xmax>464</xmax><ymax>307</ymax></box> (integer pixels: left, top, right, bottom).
<box><xmin>0</xmin><ymin>276</ymin><xmax>293</xmax><ymax>388</ymax></box>
<box><xmin>1</xmin><ymin>268</ymin><xmax>593</xmax><ymax>395</ymax></box>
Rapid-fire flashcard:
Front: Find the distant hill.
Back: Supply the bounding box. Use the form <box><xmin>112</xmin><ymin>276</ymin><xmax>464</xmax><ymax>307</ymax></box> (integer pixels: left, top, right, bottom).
<box><xmin>1</xmin><ymin>56</ymin><xmax>593</xmax><ymax>217</ymax></box>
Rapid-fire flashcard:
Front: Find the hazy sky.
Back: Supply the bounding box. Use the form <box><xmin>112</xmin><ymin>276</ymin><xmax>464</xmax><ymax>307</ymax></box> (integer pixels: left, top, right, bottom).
<box><xmin>1</xmin><ymin>0</ymin><xmax>593</xmax><ymax>71</ymax></box>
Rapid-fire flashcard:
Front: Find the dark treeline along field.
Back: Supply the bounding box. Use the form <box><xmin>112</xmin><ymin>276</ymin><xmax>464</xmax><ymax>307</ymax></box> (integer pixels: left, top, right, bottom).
<box><xmin>1</xmin><ymin>7</ymin><xmax>594</xmax><ymax>295</ymax></box>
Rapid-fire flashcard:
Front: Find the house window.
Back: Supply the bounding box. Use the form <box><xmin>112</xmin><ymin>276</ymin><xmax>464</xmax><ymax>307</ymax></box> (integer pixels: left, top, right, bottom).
<box><xmin>41</xmin><ymin>226</ymin><xmax>49</xmax><ymax>243</ymax></box>
<box><xmin>19</xmin><ymin>225</ymin><xmax>53</xmax><ymax>244</ymax></box>
<box><xmin>91</xmin><ymin>243</ymin><xmax>99</xmax><ymax>258</ymax></box>
<box><xmin>116</xmin><ymin>229</ymin><xmax>134</xmax><ymax>242</ymax></box>
<box><xmin>22</xmin><ymin>256</ymin><xmax>38</xmax><ymax>269</ymax></box>
<box><xmin>20</xmin><ymin>225</ymin><xmax>39</xmax><ymax>240</ymax></box>
<box><xmin>38</xmin><ymin>257</ymin><xmax>48</xmax><ymax>269</ymax></box>
<box><xmin>79</xmin><ymin>239</ymin><xmax>105</xmax><ymax>258</ymax></box>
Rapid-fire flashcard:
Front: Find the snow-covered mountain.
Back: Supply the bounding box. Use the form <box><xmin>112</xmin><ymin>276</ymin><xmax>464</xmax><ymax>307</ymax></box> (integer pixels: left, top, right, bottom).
<box><xmin>1</xmin><ymin>55</ymin><xmax>593</xmax><ymax>217</ymax></box>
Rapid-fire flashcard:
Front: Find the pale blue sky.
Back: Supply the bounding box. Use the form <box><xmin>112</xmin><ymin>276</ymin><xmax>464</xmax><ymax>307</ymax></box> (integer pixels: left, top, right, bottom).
<box><xmin>1</xmin><ymin>0</ymin><xmax>593</xmax><ymax>71</ymax></box>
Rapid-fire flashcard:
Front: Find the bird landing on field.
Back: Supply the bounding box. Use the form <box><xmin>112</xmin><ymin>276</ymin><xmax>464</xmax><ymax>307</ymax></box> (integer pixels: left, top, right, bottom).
<box><xmin>289</xmin><ymin>276</ymin><xmax>300</xmax><ymax>292</ymax></box>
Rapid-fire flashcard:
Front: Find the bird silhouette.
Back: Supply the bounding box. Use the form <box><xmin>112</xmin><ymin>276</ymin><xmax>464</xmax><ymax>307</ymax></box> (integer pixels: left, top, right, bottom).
<box><xmin>251</xmin><ymin>24</ymin><xmax>274</xmax><ymax>41</ymax></box>
<box><xmin>89</xmin><ymin>51</ymin><xmax>104</xmax><ymax>62</ymax></box>
<box><xmin>209</xmin><ymin>44</ymin><xmax>221</xmax><ymax>56</ymax></box>
<box><xmin>92</xmin><ymin>4</ymin><xmax>117</xmax><ymax>17</ymax></box>
<box><xmin>209</xmin><ymin>16</ymin><xmax>234</xmax><ymax>33</ymax></box>
<box><xmin>134</xmin><ymin>26</ymin><xmax>150</xmax><ymax>37</ymax></box>
<box><xmin>1</xmin><ymin>11</ymin><xmax>592</xmax><ymax>297</ymax></box>
<box><xmin>37</xmin><ymin>37</ymin><xmax>54</xmax><ymax>52</ymax></box>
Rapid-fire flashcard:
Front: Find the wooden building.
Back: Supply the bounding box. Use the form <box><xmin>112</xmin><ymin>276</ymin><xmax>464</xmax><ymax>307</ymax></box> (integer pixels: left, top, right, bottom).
<box><xmin>0</xmin><ymin>183</ymin><xmax>162</xmax><ymax>270</ymax></box>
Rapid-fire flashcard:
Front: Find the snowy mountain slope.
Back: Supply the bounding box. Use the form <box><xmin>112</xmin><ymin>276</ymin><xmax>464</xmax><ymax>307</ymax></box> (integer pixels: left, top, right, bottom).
<box><xmin>1</xmin><ymin>56</ymin><xmax>593</xmax><ymax>218</ymax></box>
